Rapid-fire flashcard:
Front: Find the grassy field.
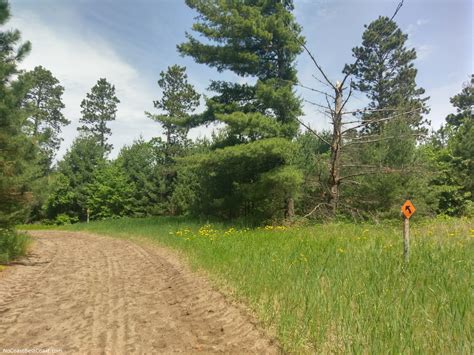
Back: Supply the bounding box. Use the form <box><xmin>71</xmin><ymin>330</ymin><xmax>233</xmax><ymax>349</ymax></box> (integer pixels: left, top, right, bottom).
<box><xmin>61</xmin><ymin>217</ymin><xmax>472</xmax><ymax>353</ymax></box>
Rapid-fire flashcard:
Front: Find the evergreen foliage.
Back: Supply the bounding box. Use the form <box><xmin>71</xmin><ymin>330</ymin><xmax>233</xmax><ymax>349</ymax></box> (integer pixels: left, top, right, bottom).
<box><xmin>2</xmin><ymin>0</ymin><xmax>471</xmax><ymax>226</ymax></box>
<box><xmin>179</xmin><ymin>0</ymin><xmax>304</xmax><ymax>137</ymax></box>
<box><xmin>18</xmin><ymin>66</ymin><xmax>69</xmax><ymax>173</ymax></box>
<box><xmin>146</xmin><ymin>65</ymin><xmax>200</xmax><ymax>213</ymax></box>
<box><xmin>78</xmin><ymin>78</ymin><xmax>120</xmax><ymax>153</ymax></box>
<box><xmin>0</xmin><ymin>0</ymin><xmax>34</xmax><ymax>228</ymax></box>
<box><xmin>178</xmin><ymin>0</ymin><xmax>304</xmax><ymax>221</ymax></box>
<box><xmin>147</xmin><ymin>65</ymin><xmax>200</xmax><ymax>147</ymax></box>
<box><xmin>181</xmin><ymin>138</ymin><xmax>301</xmax><ymax>221</ymax></box>
<box><xmin>345</xmin><ymin>16</ymin><xmax>429</xmax><ymax>133</ymax></box>
<box><xmin>341</xmin><ymin>16</ymin><xmax>432</xmax><ymax>217</ymax></box>
<box><xmin>429</xmin><ymin>76</ymin><xmax>473</xmax><ymax>216</ymax></box>
<box><xmin>117</xmin><ymin>138</ymin><xmax>171</xmax><ymax>216</ymax></box>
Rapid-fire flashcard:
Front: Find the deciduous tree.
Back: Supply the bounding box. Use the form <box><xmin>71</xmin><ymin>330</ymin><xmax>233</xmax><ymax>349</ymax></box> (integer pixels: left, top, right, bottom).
<box><xmin>47</xmin><ymin>136</ymin><xmax>106</xmax><ymax>221</ymax></box>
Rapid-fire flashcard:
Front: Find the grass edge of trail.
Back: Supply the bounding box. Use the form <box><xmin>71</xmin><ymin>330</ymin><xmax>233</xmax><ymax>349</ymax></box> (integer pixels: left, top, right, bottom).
<box><xmin>30</xmin><ymin>217</ymin><xmax>474</xmax><ymax>353</ymax></box>
<box><xmin>0</xmin><ymin>228</ymin><xmax>31</xmax><ymax>265</ymax></box>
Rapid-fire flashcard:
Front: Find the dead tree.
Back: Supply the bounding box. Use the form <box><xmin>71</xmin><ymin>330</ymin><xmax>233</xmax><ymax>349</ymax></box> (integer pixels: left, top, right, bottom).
<box><xmin>295</xmin><ymin>0</ymin><xmax>422</xmax><ymax>217</ymax></box>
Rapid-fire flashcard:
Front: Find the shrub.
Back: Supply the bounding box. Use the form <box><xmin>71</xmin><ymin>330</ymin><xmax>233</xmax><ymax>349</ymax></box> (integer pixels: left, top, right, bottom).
<box><xmin>54</xmin><ymin>213</ymin><xmax>78</xmax><ymax>225</ymax></box>
<box><xmin>0</xmin><ymin>228</ymin><xmax>30</xmax><ymax>263</ymax></box>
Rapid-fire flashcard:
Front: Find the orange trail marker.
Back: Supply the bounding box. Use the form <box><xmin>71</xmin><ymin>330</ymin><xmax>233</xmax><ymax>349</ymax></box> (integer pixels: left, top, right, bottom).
<box><xmin>401</xmin><ymin>200</ymin><xmax>415</xmax><ymax>263</ymax></box>
<box><xmin>401</xmin><ymin>200</ymin><xmax>416</xmax><ymax>219</ymax></box>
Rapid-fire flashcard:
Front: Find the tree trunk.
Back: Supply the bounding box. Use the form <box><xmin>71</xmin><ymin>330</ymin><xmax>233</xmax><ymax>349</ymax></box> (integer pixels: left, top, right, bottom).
<box><xmin>286</xmin><ymin>197</ymin><xmax>295</xmax><ymax>220</ymax></box>
<box><xmin>328</xmin><ymin>81</ymin><xmax>344</xmax><ymax>216</ymax></box>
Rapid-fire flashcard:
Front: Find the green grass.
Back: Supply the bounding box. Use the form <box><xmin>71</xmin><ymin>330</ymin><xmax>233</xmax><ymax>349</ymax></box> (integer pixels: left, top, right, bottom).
<box><xmin>0</xmin><ymin>228</ymin><xmax>31</xmax><ymax>264</ymax></box>
<box><xmin>16</xmin><ymin>224</ymin><xmax>60</xmax><ymax>231</ymax></box>
<box><xmin>64</xmin><ymin>216</ymin><xmax>473</xmax><ymax>353</ymax></box>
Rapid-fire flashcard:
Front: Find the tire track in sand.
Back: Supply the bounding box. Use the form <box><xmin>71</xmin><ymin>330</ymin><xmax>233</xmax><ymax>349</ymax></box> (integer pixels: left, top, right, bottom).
<box><xmin>0</xmin><ymin>231</ymin><xmax>278</xmax><ymax>354</ymax></box>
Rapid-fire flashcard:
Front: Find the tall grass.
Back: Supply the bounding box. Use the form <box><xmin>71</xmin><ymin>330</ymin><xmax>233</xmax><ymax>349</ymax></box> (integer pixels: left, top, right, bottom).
<box><xmin>0</xmin><ymin>228</ymin><xmax>31</xmax><ymax>264</ymax></box>
<box><xmin>67</xmin><ymin>217</ymin><xmax>473</xmax><ymax>353</ymax></box>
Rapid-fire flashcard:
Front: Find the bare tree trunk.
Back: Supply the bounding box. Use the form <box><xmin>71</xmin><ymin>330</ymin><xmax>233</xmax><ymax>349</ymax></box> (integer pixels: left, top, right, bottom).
<box><xmin>328</xmin><ymin>81</ymin><xmax>344</xmax><ymax>216</ymax></box>
<box><xmin>297</xmin><ymin>0</ymin><xmax>405</xmax><ymax>218</ymax></box>
<box><xmin>286</xmin><ymin>197</ymin><xmax>295</xmax><ymax>220</ymax></box>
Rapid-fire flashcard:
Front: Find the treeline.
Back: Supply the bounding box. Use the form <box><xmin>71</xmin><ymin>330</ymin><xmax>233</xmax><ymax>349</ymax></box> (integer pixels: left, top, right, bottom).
<box><xmin>1</xmin><ymin>0</ymin><xmax>473</xmax><ymax>229</ymax></box>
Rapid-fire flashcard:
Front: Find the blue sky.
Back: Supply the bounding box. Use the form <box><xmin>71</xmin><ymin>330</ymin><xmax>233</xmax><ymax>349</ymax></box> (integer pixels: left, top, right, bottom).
<box><xmin>8</xmin><ymin>0</ymin><xmax>473</xmax><ymax>158</ymax></box>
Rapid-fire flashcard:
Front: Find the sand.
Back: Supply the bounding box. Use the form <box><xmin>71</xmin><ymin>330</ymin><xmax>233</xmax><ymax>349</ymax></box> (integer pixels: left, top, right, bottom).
<box><xmin>0</xmin><ymin>231</ymin><xmax>278</xmax><ymax>354</ymax></box>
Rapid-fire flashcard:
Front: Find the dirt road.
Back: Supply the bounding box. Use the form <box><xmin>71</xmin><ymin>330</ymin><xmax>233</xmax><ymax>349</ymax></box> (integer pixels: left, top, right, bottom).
<box><xmin>0</xmin><ymin>231</ymin><xmax>278</xmax><ymax>354</ymax></box>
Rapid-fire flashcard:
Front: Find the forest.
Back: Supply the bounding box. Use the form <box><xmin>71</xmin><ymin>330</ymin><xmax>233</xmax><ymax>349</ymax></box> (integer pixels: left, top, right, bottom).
<box><xmin>0</xmin><ymin>1</ymin><xmax>472</xmax><ymax>352</ymax></box>
<box><xmin>1</xmin><ymin>0</ymin><xmax>473</xmax><ymax>245</ymax></box>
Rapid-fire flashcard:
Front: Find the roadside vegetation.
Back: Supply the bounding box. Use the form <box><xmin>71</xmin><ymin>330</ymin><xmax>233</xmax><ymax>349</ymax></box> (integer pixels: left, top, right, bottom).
<box><xmin>1</xmin><ymin>0</ymin><xmax>472</xmax><ymax>351</ymax></box>
<box><xmin>0</xmin><ymin>229</ymin><xmax>30</xmax><ymax>264</ymax></box>
<box><xmin>66</xmin><ymin>216</ymin><xmax>473</xmax><ymax>353</ymax></box>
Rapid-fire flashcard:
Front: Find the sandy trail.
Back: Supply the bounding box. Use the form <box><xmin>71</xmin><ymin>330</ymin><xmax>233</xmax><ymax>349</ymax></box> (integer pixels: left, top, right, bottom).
<box><xmin>0</xmin><ymin>231</ymin><xmax>278</xmax><ymax>354</ymax></box>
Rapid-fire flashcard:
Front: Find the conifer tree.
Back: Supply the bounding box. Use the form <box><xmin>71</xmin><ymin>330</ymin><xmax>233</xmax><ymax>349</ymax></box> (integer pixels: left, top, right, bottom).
<box><xmin>19</xmin><ymin>66</ymin><xmax>69</xmax><ymax>173</ymax></box>
<box><xmin>78</xmin><ymin>78</ymin><xmax>120</xmax><ymax>153</ymax></box>
<box><xmin>0</xmin><ymin>0</ymin><xmax>33</xmax><ymax>228</ymax></box>
<box><xmin>179</xmin><ymin>0</ymin><xmax>303</xmax><ymax>137</ymax></box>
<box><xmin>146</xmin><ymin>66</ymin><xmax>200</xmax><ymax>213</ymax></box>
<box><xmin>345</xmin><ymin>16</ymin><xmax>429</xmax><ymax>133</ymax></box>
<box><xmin>178</xmin><ymin>0</ymin><xmax>304</xmax><ymax>220</ymax></box>
<box><xmin>147</xmin><ymin>65</ymin><xmax>200</xmax><ymax>148</ymax></box>
<box><xmin>431</xmin><ymin>76</ymin><xmax>473</xmax><ymax>215</ymax></box>
<box><xmin>342</xmin><ymin>16</ymin><xmax>431</xmax><ymax>216</ymax></box>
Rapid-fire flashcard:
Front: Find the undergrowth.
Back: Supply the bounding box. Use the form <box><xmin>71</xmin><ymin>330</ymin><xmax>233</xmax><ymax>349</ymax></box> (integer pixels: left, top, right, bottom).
<box><xmin>0</xmin><ymin>228</ymin><xmax>30</xmax><ymax>264</ymax></box>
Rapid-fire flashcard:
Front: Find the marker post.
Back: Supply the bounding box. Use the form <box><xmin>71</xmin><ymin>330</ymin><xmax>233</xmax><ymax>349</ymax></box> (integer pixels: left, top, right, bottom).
<box><xmin>403</xmin><ymin>216</ymin><xmax>409</xmax><ymax>263</ymax></box>
<box><xmin>401</xmin><ymin>200</ymin><xmax>415</xmax><ymax>264</ymax></box>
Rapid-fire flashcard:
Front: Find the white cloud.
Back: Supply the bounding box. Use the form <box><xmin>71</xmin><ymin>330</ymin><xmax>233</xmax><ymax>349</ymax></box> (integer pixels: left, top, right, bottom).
<box><xmin>406</xmin><ymin>18</ymin><xmax>429</xmax><ymax>37</ymax></box>
<box><xmin>415</xmin><ymin>44</ymin><xmax>435</xmax><ymax>61</ymax></box>
<box><xmin>416</xmin><ymin>19</ymin><xmax>429</xmax><ymax>27</ymax></box>
<box><xmin>10</xmin><ymin>9</ymin><xmax>160</xmax><ymax>160</ymax></box>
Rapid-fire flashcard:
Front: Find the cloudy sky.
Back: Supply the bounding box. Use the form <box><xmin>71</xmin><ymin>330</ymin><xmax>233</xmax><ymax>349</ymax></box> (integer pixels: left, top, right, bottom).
<box><xmin>7</xmin><ymin>0</ymin><xmax>473</xmax><ymax>159</ymax></box>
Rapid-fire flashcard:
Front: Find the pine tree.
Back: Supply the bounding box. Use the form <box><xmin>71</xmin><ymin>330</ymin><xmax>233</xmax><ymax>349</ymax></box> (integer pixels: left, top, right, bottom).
<box><xmin>117</xmin><ymin>138</ymin><xmax>164</xmax><ymax>216</ymax></box>
<box><xmin>0</xmin><ymin>0</ymin><xmax>33</xmax><ymax>228</ymax></box>
<box><xmin>145</xmin><ymin>66</ymin><xmax>200</xmax><ymax>213</ymax></box>
<box><xmin>446</xmin><ymin>74</ymin><xmax>473</xmax><ymax>128</ymax></box>
<box><xmin>342</xmin><ymin>16</ymin><xmax>431</xmax><ymax>216</ymax></box>
<box><xmin>345</xmin><ymin>16</ymin><xmax>429</xmax><ymax>133</ymax></box>
<box><xmin>177</xmin><ymin>0</ymin><xmax>304</xmax><ymax>138</ymax></box>
<box><xmin>178</xmin><ymin>0</ymin><xmax>304</xmax><ymax>220</ymax></box>
<box><xmin>432</xmin><ymin>76</ymin><xmax>473</xmax><ymax>215</ymax></box>
<box><xmin>19</xmin><ymin>66</ymin><xmax>69</xmax><ymax>173</ymax></box>
<box><xmin>78</xmin><ymin>78</ymin><xmax>120</xmax><ymax>153</ymax></box>
<box><xmin>147</xmin><ymin>65</ymin><xmax>200</xmax><ymax>147</ymax></box>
